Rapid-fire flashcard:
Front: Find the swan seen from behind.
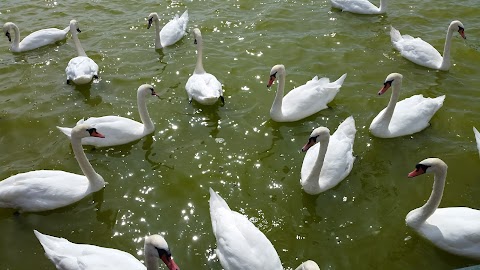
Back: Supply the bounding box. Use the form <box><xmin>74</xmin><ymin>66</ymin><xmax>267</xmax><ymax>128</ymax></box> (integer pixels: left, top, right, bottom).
<box><xmin>301</xmin><ymin>116</ymin><xmax>356</xmax><ymax>195</ymax></box>
<box><xmin>330</xmin><ymin>0</ymin><xmax>387</xmax><ymax>14</ymax></box>
<box><xmin>65</xmin><ymin>19</ymin><xmax>99</xmax><ymax>85</ymax></box>
<box><xmin>57</xmin><ymin>84</ymin><xmax>159</xmax><ymax>148</ymax></box>
<box><xmin>185</xmin><ymin>28</ymin><xmax>224</xmax><ymax>105</ymax></box>
<box><xmin>369</xmin><ymin>73</ymin><xmax>445</xmax><ymax>138</ymax></box>
<box><xmin>390</xmin><ymin>20</ymin><xmax>466</xmax><ymax>70</ymax></box>
<box><xmin>34</xmin><ymin>230</ymin><xmax>180</xmax><ymax>270</ymax></box>
<box><xmin>0</xmin><ymin>124</ymin><xmax>105</xmax><ymax>213</ymax></box>
<box><xmin>2</xmin><ymin>21</ymin><xmax>76</xmax><ymax>52</ymax></box>
<box><xmin>406</xmin><ymin>158</ymin><xmax>480</xmax><ymax>260</ymax></box>
<box><xmin>267</xmin><ymin>64</ymin><xmax>347</xmax><ymax>122</ymax></box>
<box><xmin>147</xmin><ymin>10</ymin><xmax>188</xmax><ymax>49</ymax></box>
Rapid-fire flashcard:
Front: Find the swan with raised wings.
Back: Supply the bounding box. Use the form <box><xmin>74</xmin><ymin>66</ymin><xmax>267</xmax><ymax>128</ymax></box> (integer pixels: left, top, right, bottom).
<box><xmin>147</xmin><ymin>10</ymin><xmax>188</xmax><ymax>49</ymax></box>
<box><xmin>0</xmin><ymin>124</ymin><xmax>105</xmax><ymax>213</ymax></box>
<box><xmin>301</xmin><ymin>116</ymin><xmax>356</xmax><ymax>195</ymax></box>
<box><xmin>267</xmin><ymin>64</ymin><xmax>346</xmax><ymax>122</ymax></box>
<box><xmin>3</xmin><ymin>21</ymin><xmax>76</xmax><ymax>52</ymax></box>
<box><xmin>65</xmin><ymin>20</ymin><xmax>98</xmax><ymax>85</ymax></box>
<box><xmin>34</xmin><ymin>230</ymin><xmax>179</xmax><ymax>270</ymax></box>
<box><xmin>390</xmin><ymin>20</ymin><xmax>466</xmax><ymax>70</ymax></box>
<box><xmin>57</xmin><ymin>84</ymin><xmax>158</xmax><ymax>148</ymax></box>
<box><xmin>369</xmin><ymin>73</ymin><xmax>445</xmax><ymax>138</ymax></box>
<box><xmin>331</xmin><ymin>0</ymin><xmax>387</xmax><ymax>14</ymax></box>
<box><xmin>185</xmin><ymin>28</ymin><xmax>224</xmax><ymax>105</ymax></box>
<box><xmin>209</xmin><ymin>188</ymin><xmax>320</xmax><ymax>270</ymax></box>
<box><xmin>406</xmin><ymin>158</ymin><xmax>480</xmax><ymax>260</ymax></box>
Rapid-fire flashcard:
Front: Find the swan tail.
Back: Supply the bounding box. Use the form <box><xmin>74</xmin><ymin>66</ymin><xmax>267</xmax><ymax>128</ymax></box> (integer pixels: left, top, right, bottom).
<box><xmin>56</xmin><ymin>126</ymin><xmax>72</xmax><ymax>138</ymax></box>
<box><xmin>62</xmin><ymin>25</ymin><xmax>70</xmax><ymax>33</ymax></box>
<box><xmin>72</xmin><ymin>75</ymin><xmax>94</xmax><ymax>85</ymax></box>
<box><xmin>34</xmin><ymin>230</ymin><xmax>78</xmax><ymax>267</ymax></box>
<box><xmin>336</xmin><ymin>116</ymin><xmax>357</xmax><ymax>141</ymax></box>
<box><xmin>473</xmin><ymin>127</ymin><xmax>480</xmax><ymax>157</ymax></box>
<box><xmin>433</xmin><ymin>95</ymin><xmax>446</xmax><ymax>110</ymax></box>
<box><xmin>179</xmin><ymin>10</ymin><xmax>189</xmax><ymax>31</ymax></box>
<box><xmin>209</xmin><ymin>188</ymin><xmax>231</xmax><ymax>234</ymax></box>
<box><xmin>390</xmin><ymin>26</ymin><xmax>402</xmax><ymax>43</ymax></box>
<box><xmin>333</xmin><ymin>73</ymin><xmax>347</xmax><ymax>86</ymax></box>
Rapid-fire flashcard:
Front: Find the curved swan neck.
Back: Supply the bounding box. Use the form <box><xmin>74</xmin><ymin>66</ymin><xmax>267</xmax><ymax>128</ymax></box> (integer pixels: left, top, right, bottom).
<box><xmin>439</xmin><ymin>25</ymin><xmax>456</xmax><ymax>70</ymax></box>
<box><xmin>194</xmin><ymin>35</ymin><xmax>205</xmax><ymax>74</ymax></box>
<box><xmin>145</xmin><ymin>253</ymin><xmax>160</xmax><ymax>270</ymax></box>
<box><xmin>71</xmin><ymin>30</ymin><xmax>87</xmax><ymax>57</ymax></box>
<box><xmin>378</xmin><ymin>80</ymin><xmax>402</xmax><ymax>128</ymax></box>
<box><xmin>153</xmin><ymin>18</ymin><xmax>162</xmax><ymax>49</ymax></box>
<box><xmin>71</xmin><ymin>137</ymin><xmax>104</xmax><ymax>190</ymax></box>
<box><xmin>270</xmin><ymin>71</ymin><xmax>285</xmax><ymax>119</ymax></box>
<box><xmin>378</xmin><ymin>0</ymin><xmax>387</xmax><ymax>12</ymax></box>
<box><xmin>137</xmin><ymin>91</ymin><xmax>154</xmax><ymax>133</ymax></box>
<box><xmin>304</xmin><ymin>136</ymin><xmax>329</xmax><ymax>192</ymax></box>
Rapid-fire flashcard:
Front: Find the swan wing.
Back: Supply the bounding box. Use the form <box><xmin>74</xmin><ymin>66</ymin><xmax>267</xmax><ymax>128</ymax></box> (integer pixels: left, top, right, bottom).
<box><xmin>18</xmin><ymin>28</ymin><xmax>68</xmax><ymax>51</ymax></box>
<box><xmin>390</xmin><ymin>26</ymin><xmax>443</xmax><ymax>69</ymax></box>
<box><xmin>209</xmin><ymin>188</ymin><xmax>283</xmax><ymax>270</ymax></box>
<box><xmin>159</xmin><ymin>10</ymin><xmax>188</xmax><ymax>47</ymax></box>
<box><xmin>34</xmin><ymin>230</ymin><xmax>146</xmax><ymax>270</ymax></box>
<box><xmin>473</xmin><ymin>127</ymin><xmax>480</xmax><ymax>157</ymax></box>
<box><xmin>79</xmin><ymin>116</ymin><xmax>146</xmax><ymax>147</ymax></box>
<box><xmin>414</xmin><ymin>207</ymin><xmax>480</xmax><ymax>260</ymax></box>
<box><xmin>66</xmin><ymin>56</ymin><xmax>99</xmax><ymax>84</ymax></box>
<box><xmin>185</xmin><ymin>73</ymin><xmax>222</xmax><ymax>105</ymax></box>
<box><xmin>331</xmin><ymin>0</ymin><xmax>381</xmax><ymax>14</ymax></box>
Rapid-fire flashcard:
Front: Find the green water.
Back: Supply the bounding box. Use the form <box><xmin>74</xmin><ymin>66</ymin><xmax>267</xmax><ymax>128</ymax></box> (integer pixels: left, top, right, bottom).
<box><xmin>1</xmin><ymin>0</ymin><xmax>480</xmax><ymax>269</ymax></box>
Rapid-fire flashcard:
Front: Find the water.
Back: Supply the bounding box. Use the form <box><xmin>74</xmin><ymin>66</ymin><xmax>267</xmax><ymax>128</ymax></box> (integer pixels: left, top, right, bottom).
<box><xmin>1</xmin><ymin>0</ymin><xmax>480</xmax><ymax>269</ymax></box>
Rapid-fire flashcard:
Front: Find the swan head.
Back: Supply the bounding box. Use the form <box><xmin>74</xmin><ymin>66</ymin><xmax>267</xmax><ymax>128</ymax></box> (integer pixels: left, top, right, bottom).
<box><xmin>449</xmin><ymin>20</ymin><xmax>466</xmax><ymax>39</ymax></box>
<box><xmin>378</xmin><ymin>72</ymin><xmax>403</xmax><ymax>95</ymax></box>
<box><xmin>295</xmin><ymin>260</ymin><xmax>320</xmax><ymax>270</ymax></box>
<box><xmin>71</xmin><ymin>124</ymin><xmax>105</xmax><ymax>139</ymax></box>
<box><xmin>138</xmin><ymin>84</ymin><xmax>159</xmax><ymax>98</ymax></box>
<box><xmin>267</xmin><ymin>64</ymin><xmax>285</xmax><ymax>87</ymax></box>
<box><xmin>192</xmin><ymin>28</ymin><xmax>202</xmax><ymax>45</ymax></box>
<box><xmin>147</xmin><ymin>13</ymin><xmax>159</xmax><ymax>29</ymax></box>
<box><xmin>408</xmin><ymin>157</ymin><xmax>447</xmax><ymax>178</ymax></box>
<box><xmin>301</xmin><ymin>127</ymin><xmax>330</xmax><ymax>152</ymax></box>
<box><xmin>69</xmin><ymin>20</ymin><xmax>81</xmax><ymax>34</ymax></box>
<box><xmin>3</xmin><ymin>22</ymin><xmax>15</xmax><ymax>42</ymax></box>
<box><xmin>144</xmin><ymin>234</ymin><xmax>180</xmax><ymax>270</ymax></box>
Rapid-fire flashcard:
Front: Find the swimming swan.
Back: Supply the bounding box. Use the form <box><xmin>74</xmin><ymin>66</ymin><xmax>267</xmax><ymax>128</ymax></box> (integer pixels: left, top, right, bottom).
<box><xmin>34</xmin><ymin>230</ymin><xmax>180</xmax><ymax>270</ymax></box>
<box><xmin>57</xmin><ymin>84</ymin><xmax>159</xmax><ymax>148</ymax></box>
<box><xmin>330</xmin><ymin>0</ymin><xmax>387</xmax><ymax>14</ymax></box>
<box><xmin>147</xmin><ymin>10</ymin><xmax>188</xmax><ymax>49</ymax></box>
<box><xmin>0</xmin><ymin>124</ymin><xmax>105</xmax><ymax>213</ymax></box>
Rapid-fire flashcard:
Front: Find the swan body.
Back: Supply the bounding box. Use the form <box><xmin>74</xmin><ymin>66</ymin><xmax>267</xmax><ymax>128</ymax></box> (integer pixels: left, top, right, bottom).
<box><xmin>57</xmin><ymin>84</ymin><xmax>158</xmax><ymax>148</ymax></box>
<box><xmin>0</xmin><ymin>124</ymin><xmax>105</xmax><ymax>213</ymax></box>
<box><xmin>390</xmin><ymin>20</ymin><xmax>466</xmax><ymax>70</ymax></box>
<box><xmin>331</xmin><ymin>0</ymin><xmax>387</xmax><ymax>14</ymax></box>
<box><xmin>474</xmin><ymin>127</ymin><xmax>480</xmax><ymax>157</ymax></box>
<box><xmin>185</xmin><ymin>28</ymin><xmax>224</xmax><ymax>105</ymax></box>
<box><xmin>369</xmin><ymin>73</ymin><xmax>445</xmax><ymax>138</ymax></box>
<box><xmin>2</xmin><ymin>21</ymin><xmax>74</xmax><ymax>52</ymax></box>
<box><xmin>147</xmin><ymin>11</ymin><xmax>188</xmax><ymax>49</ymax></box>
<box><xmin>34</xmin><ymin>230</ymin><xmax>179</xmax><ymax>270</ymax></box>
<box><xmin>65</xmin><ymin>20</ymin><xmax>98</xmax><ymax>85</ymax></box>
<box><xmin>267</xmin><ymin>64</ymin><xmax>347</xmax><ymax>122</ymax></box>
<box><xmin>406</xmin><ymin>158</ymin><xmax>480</xmax><ymax>260</ymax></box>
<box><xmin>300</xmin><ymin>116</ymin><xmax>356</xmax><ymax>195</ymax></box>
<box><xmin>295</xmin><ymin>261</ymin><xmax>320</xmax><ymax>270</ymax></box>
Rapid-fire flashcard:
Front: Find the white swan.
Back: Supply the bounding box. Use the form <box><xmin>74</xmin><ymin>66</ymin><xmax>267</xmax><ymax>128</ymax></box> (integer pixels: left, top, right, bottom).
<box><xmin>65</xmin><ymin>20</ymin><xmax>99</xmax><ymax>85</ymax></box>
<box><xmin>390</xmin><ymin>20</ymin><xmax>466</xmax><ymax>70</ymax></box>
<box><xmin>209</xmin><ymin>188</ymin><xmax>320</xmax><ymax>270</ymax></box>
<box><xmin>267</xmin><ymin>64</ymin><xmax>347</xmax><ymax>122</ymax></box>
<box><xmin>0</xmin><ymin>124</ymin><xmax>105</xmax><ymax>213</ymax></box>
<box><xmin>34</xmin><ymin>230</ymin><xmax>180</xmax><ymax>270</ymax></box>
<box><xmin>147</xmin><ymin>10</ymin><xmax>188</xmax><ymax>49</ymax></box>
<box><xmin>473</xmin><ymin>127</ymin><xmax>480</xmax><ymax>157</ymax></box>
<box><xmin>295</xmin><ymin>261</ymin><xmax>320</xmax><ymax>270</ymax></box>
<box><xmin>2</xmin><ymin>21</ymin><xmax>76</xmax><ymax>52</ymax></box>
<box><xmin>185</xmin><ymin>28</ymin><xmax>224</xmax><ymax>105</ymax></box>
<box><xmin>57</xmin><ymin>84</ymin><xmax>158</xmax><ymax>148</ymax></box>
<box><xmin>369</xmin><ymin>73</ymin><xmax>445</xmax><ymax>138</ymax></box>
<box><xmin>300</xmin><ymin>116</ymin><xmax>356</xmax><ymax>195</ymax></box>
<box><xmin>331</xmin><ymin>0</ymin><xmax>387</xmax><ymax>14</ymax></box>
<box><xmin>406</xmin><ymin>158</ymin><xmax>480</xmax><ymax>260</ymax></box>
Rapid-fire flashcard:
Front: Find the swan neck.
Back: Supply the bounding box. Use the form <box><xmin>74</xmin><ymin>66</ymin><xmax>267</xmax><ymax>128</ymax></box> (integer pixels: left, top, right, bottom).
<box><xmin>154</xmin><ymin>19</ymin><xmax>162</xmax><ymax>49</ymax></box>
<box><xmin>71</xmin><ymin>137</ymin><xmax>104</xmax><ymax>190</ymax></box>
<box><xmin>137</xmin><ymin>91</ymin><xmax>154</xmax><ymax>133</ymax></box>
<box><xmin>412</xmin><ymin>168</ymin><xmax>447</xmax><ymax>225</ymax></box>
<box><xmin>270</xmin><ymin>72</ymin><xmax>285</xmax><ymax>119</ymax></box>
<box><xmin>304</xmin><ymin>136</ymin><xmax>329</xmax><ymax>191</ymax></box>
<box><xmin>10</xmin><ymin>24</ymin><xmax>21</xmax><ymax>49</ymax></box>
<box><xmin>440</xmin><ymin>27</ymin><xmax>455</xmax><ymax>70</ymax></box>
<box><xmin>145</xmin><ymin>252</ymin><xmax>160</xmax><ymax>270</ymax></box>
<box><xmin>379</xmin><ymin>81</ymin><xmax>401</xmax><ymax>128</ymax></box>
<box><xmin>71</xmin><ymin>30</ymin><xmax>87</xmax><ymax>57</ymax></box>
<box><xmin>194</xmin><ymin>37</ymin><xmax>205</xmax><ymax>74</ymax></box>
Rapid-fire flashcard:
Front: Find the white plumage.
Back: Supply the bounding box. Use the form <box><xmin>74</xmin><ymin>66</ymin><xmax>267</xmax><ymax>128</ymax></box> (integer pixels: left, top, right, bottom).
<box><xmin>147</xmin><ymin>10</ymin><xmax>188</xmax><ymax>49</ymax></box>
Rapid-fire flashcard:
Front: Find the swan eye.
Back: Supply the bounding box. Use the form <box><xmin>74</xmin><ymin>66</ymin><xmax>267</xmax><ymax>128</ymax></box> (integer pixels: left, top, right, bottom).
<box><xmin>415</xmin><ymin>164</ymin><xmax>430</xmax><ymax>173</ymax></box>
<box><xmin>86</xmin><ymin>128</ymin><xmax>97</xmax><ymax>135</ymax></box>
<box><xmin>194</xmin><ymin>39</ymin><xmax>197</xmax><ymax>45</ymax></box>
<box><xmin>384</xmin><ymin>80</ymin><xmax>393</xmax><ymax>87</ymax></box>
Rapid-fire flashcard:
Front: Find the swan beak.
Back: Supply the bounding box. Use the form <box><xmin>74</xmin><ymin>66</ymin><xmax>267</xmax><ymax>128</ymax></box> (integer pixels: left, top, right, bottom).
<box><xmin>161</xmin><ymin>255</ymin><xmax>180</xmax><ymax>270</ymax></box>
<box><xmin>152</xmin><ymin>91</ymin><xmax>160</xmax><ymax>98</ymax></box>
<box><xmin>459</xmin><ymin>28</ymin><xmax>466</xmax><ymax>39</ymax></box>
<box><xmin>91</xmin><ymin>131</ymin><xmax>105</xmax><ymax>138</ymax></box>
<box><xmin>5</xmin><ymin>32</ymin><xmax>11</xmax><ymax>42</ymax></box>
<box><xmin>301</xmin><ymin>138</ymin><xmax>316</xmax><ymax>152</ymax></box>
<box><xmin>147</xmin><ymin>18</ymin><xmax>153</xmax><ymax>29</ymax></box>
<box><xmin>378</xmin><ymin>84</ymin><xmax>390</xmax><ymax>95</ymax></box>
<box><xmin>408</xmin><ymin>167</ymin><xmax>425</xmax><ymax>178</ymax></box>
<box><xmin>267</xmin><ymin>74</ymin><xmax>276</xmax><ymax>87</ymax></box>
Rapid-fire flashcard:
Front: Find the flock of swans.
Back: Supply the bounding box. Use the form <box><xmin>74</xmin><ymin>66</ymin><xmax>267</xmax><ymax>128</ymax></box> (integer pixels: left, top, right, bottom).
<box><xmin>1</xmin><ymin>0</ymin><xmax>479</xmax><ymax>269</ymax></box>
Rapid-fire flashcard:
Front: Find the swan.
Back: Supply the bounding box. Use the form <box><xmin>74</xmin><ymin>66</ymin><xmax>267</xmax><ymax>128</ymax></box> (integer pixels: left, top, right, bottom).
<box><xmin>185</xmin><ymin>28</ymin><xmax>224</xmax><ymax>105</ymax></box>
<box><xmin>390</xmin><ymin>20</ymin><xmax>466</xmax><ymax>70</ymax></box>
<box><xmin>406</xmin><ymin>158</ymin><xmax>480</xmax><ymax>260</ymax></box>
<box><xmin>65</xmin><ymin>20</ymin><xmax>99</xmax><ymax>85</ymax></box>
<box><xmin>2</xmin><ymin>21</ymin><xmax>77</xmax><ymax>52</ymax></box>
<box><xmin>34</xmin><ymin>230</ymin><xmax>180</xmax><ymax>270</ymax></box>
<box><xmin>209</xmin><ymin>188</ymin><xmax>320</xmax><ymax>270</ymax></box>
<box><xmin>369</xmin><ymin>73</ymin><xmax>445</xmax><ymax>138</ymax></box>
<box><xmin>330</xmin><ymin>0</ymin><xmax>387</xmax><ymax>14</ymax></box>
<box><xmin>300</xmin><ymin>116</ymin><xmax>356</xmax><ymax>195</ymax></box>
<box><xmin>0</xmin><ymin>124</ymin><xmax>105</xmax><ymax>213</ymax></box>
<box><xmin>147</xmin><ymin>10</ymin><xmax>188</xmax><ymax>49</ymax></box>
<box><xmin>267</xmin><ymin>64</ymin><xmax>347</xmax><ymax>122</ymax></box>
<box><xmin>57</xmin><ymin>84</ymin><xmax>158</xmax><ymax>148</ymax></box>
<box><xmin>474</xmin><ymin>127</ymin><xmax>480</xmax><ymax>157</ymax></box>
